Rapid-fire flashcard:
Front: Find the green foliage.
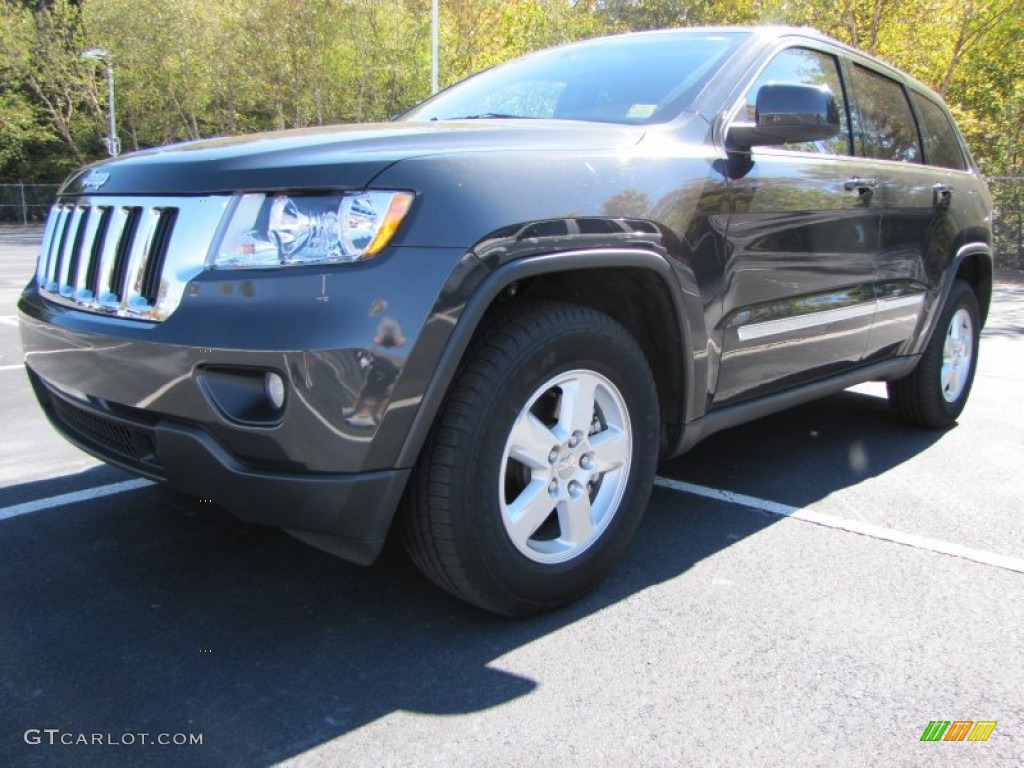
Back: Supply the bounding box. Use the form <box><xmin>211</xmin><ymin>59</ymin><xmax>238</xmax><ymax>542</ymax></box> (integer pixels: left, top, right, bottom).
<box><xmin>0</xmin><ymin>0</ymin><xmax>1020</xmax><ymax>182</ymax></box>
<box><xmin>0</xmin><ymin>0</ymin><xmax>99</xmax><ymax>179</ymax></box>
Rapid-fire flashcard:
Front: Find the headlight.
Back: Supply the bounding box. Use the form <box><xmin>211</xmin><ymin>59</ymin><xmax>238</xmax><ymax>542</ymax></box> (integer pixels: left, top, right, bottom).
<box><xmin>210</xmin><ymin>191</ymin><xmax>414</xmax><ymax>268</ymax></box>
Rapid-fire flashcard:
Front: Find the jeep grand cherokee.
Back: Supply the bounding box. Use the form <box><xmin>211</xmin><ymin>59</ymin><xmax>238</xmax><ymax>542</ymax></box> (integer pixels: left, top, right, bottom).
<box><xmin>19</xmin><ymin>27</ymin><xmax>992</xmax><ymax>615</ymax></box>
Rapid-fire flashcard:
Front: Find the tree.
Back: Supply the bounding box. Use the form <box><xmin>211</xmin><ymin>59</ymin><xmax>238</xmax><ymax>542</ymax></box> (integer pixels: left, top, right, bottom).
<box><xmin>1</xmin><ymin>0</ymin><xmax>1021</xmax><ymax>183</ymax></box>
<box><xmin>0</xmin><ymin>0</ymin><xmax>104</xmax><ymax>179</ymax></box>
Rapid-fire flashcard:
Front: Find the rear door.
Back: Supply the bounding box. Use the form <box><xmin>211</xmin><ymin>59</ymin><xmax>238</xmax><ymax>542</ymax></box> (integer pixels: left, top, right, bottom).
<box><xmin>843</xmin><ymin>63</ymin><xmax>937</xmax><ymax>359</ymax></box>
<box><xmin>844</xmin><ymin>61</ymin><xmax>978</xmax><ymax>359</ymax></box>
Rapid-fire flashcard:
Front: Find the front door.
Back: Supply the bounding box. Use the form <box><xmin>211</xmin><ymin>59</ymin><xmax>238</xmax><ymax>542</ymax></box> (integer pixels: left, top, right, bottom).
<box><xmin>715</xmin><ymin>46</ymin><xmax>880</xmax><ymax>406</ymax></box>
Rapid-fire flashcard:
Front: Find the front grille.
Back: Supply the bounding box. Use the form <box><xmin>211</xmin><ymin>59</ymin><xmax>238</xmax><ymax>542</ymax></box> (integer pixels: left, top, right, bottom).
<box><xmin>49</xmin><ymin>392</ymin><xmax>158</xmax><ymax>465</ymax></box>
<box><xmin>36</xmin><ymin>195</ymin><xmax>230</xmax><ymax>321</ymax></box>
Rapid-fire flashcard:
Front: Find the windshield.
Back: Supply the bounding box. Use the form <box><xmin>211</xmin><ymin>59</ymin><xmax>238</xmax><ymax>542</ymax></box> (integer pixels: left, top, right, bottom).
<box><xmin>402</xmin><ymin>30</ymin><xmax>749</xmax><ymax>125</ymax></box>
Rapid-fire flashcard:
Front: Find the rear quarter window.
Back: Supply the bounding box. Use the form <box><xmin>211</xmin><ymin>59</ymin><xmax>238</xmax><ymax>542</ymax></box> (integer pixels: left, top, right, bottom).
<box><xmin>910</xmin><ymin>91</ymin><xmax>968</xmax><ymax>171</ymax></box>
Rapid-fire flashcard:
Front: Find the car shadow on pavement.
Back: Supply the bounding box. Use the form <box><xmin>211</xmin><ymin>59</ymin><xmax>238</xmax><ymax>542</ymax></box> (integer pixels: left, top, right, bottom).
<box><xmin>0</xmin><ymin>470</ymin><xmax>776</xmax><ymax>767</ymax></box>
<box><xmin>658</xmin><ymin>388</ymin><xmax>947</xmax><ymax>511</ymax></box>
<box><xmin>0</xmin><ymin>390</ymin><xmax>944</xmax><ymax>767</ymax></box>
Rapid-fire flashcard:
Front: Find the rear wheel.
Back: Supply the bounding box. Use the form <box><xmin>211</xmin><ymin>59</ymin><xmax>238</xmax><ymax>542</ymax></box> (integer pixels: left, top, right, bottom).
<box><xmin>401</xmin><ymin>301</ymin><xmax>659</xmax><ymax>616</ymax></box>
<box><xmin>888</xmin><ymin>279</ymin><xmax>980</xmax><ymax>428</ymax></box>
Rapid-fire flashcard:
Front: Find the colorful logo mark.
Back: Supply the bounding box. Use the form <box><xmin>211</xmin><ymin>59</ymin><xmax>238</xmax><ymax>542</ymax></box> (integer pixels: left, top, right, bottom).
<box><xmin>920</xmin><ymin>720</ymin><xmax>997</xmax><ymax>742</ymax></box>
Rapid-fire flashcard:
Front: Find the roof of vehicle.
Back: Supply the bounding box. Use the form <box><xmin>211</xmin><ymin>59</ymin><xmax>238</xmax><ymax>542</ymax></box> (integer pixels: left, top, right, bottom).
<box><xmin>582</xmin><ymin>25</ymin><xmax>946</xmax><ymax>105</ymax></box>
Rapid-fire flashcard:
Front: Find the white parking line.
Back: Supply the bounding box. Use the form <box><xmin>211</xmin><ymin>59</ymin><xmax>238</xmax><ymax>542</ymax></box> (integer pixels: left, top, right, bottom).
<box><xmin>0</xmin><ymin>478</ymin><xmax>155</xmax><ymax>522</ymax></box>
<box><xmin>0</xmin><ymin>364</ymin><xmax>23</xmax><ymax>372</ymax></box>
<box><xmin>654</xmin><ymin>476</ymin><xmax>1024</xmax><ymax>575</ymax></box>
<box><xmin>0</xmin><ymin>316</ymin><xmax>19</xmax><ymax>327</ymax></box>
<box><xmin>2</xmin><ymin>473</ymin><xmax>1020</xmax><ymax>578</ymax></box>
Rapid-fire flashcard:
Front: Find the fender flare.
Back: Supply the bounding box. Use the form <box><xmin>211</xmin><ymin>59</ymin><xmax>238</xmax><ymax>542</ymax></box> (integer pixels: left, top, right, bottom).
<box><xmin>394</xmin><ymin>248</ymin><xmax>698</xmax><ymax>468</ymax></box>
<box><xmin>909</xmin><ymin>242</ymin><xmax>992</xmax><ymax>358</ymax></box>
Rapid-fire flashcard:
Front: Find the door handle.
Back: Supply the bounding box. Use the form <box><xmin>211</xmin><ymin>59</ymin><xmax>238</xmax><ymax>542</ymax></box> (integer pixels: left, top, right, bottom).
<box><xmin>844</xmin><ymin>177</ymin><xmax>879</xmax><ymax>192</ymax></box>
<box><xmin>933</xmin><ymin>183</ymin><xmax>953</xmax><ymax>209</ymax></box>
<box><xmin>844</xmin><ymin>177</ymin><xmax>878</xmax><ymax>204</ymax></box>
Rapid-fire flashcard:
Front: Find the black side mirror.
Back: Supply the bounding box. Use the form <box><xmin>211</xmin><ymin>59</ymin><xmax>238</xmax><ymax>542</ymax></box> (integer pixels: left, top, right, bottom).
<box><xmin>727</xmin><ymin>83</ymin><xmax>841</xmax><ymax>151</ymax></box>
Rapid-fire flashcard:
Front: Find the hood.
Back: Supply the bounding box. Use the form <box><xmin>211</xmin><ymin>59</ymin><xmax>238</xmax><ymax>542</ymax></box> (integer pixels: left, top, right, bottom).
<box><xmin>61</xmin><ymin>120</ymin><xmax>646</xmax><ymax>196</ymax></box>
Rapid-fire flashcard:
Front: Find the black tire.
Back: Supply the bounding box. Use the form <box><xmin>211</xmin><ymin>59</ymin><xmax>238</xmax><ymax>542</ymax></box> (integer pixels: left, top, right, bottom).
<box><xmin>888</xmin><ymin>279</ymin><xmax>980</xmax><ymax>428</ymax></box>
<box><xmin>401</xmin><ymin>300</ymin><xmax>660</xmax><ymax>616</ymax></box>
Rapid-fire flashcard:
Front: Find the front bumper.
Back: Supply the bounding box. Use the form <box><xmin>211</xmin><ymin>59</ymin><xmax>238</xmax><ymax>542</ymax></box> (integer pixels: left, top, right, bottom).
<box><xmin>28</xmin><ymin>368</ymin><xmax>407</xmax><ymax>564</ymax></box>
<box><xmin>18</xmin><ymin>246</ymin><xmax>467</xmax><ymax>563</ymax></box>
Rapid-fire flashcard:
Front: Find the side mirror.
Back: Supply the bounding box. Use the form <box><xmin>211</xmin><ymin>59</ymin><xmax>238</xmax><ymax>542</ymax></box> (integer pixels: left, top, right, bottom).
<box><xmin>727</xmin><ymin>83</ymin><xmax>841</xmax><ymax>151</ymax></box>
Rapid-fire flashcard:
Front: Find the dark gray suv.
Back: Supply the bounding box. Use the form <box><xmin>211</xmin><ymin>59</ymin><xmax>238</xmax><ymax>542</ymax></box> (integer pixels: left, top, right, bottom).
<box><xmin>19</xmin><ymin>27</ymin><xmax>992</xmax><ymax>615</ymax></box>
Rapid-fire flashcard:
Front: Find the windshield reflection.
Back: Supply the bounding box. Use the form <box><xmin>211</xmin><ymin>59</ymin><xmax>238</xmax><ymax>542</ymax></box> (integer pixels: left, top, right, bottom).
<box><xmin>402</xmin><ymin>30</ymin><xmax>748</xmax><ymax>126</ymax></box>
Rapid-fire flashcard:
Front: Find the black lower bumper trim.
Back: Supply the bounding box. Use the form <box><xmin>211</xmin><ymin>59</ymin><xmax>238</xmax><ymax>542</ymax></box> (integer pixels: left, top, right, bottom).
<box><xmin>155</xmin><ymin>422</ymin><xmax>409</xmax><ymax>565</ymax></box>
<box><xmin>50</xmin><ymin>392</ymin><xmax>157</xmax><ymax>464</ymax></box>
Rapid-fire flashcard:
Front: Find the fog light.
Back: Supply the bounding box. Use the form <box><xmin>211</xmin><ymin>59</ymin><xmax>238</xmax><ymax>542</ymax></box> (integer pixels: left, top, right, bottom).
<box><xmin>199</xmin><ymin>366</ymin><xmax>287</xmax><ymax>425</ymax></box>
<box><xmin>265</xmin><ymin>371</ymin><xmax>286</xmax><ymax>410</ymax></box>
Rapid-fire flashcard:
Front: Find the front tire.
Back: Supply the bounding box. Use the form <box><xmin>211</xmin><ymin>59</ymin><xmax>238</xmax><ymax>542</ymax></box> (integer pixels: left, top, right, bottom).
<box><xmin>888</xmin><ymin>279</ymin><xmax>981</xmax><ymax>428</ymax></box>
<box><xmin>401</xmin><ymin>300</ymin><xmax>660</xmax><ymax>616</ymax></box>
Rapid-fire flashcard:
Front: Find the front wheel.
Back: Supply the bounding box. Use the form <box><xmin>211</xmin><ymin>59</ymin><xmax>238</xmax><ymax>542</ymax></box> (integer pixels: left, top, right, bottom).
<box><xmin>888</xmin><ymin>279</ymin><xmax>981</xmax><ymax>428</ymax></box>
<box><xmin>401</xmin><ymin>301</ymin><xmax>660</xmax><ymax>616</ymax></box>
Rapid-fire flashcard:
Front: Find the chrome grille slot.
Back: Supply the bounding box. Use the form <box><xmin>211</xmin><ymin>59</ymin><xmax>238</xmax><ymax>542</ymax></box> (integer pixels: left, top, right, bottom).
<box><xmin>46</xmin><ymin>205</ymin><xmax>76</xmax><ymax>292</ymax></box>
<box><xmin>82</xmin><ymin>206</ymin><xmax>113</xmax><ymax>300</ymax></box>
<box><xmin>35</xmin><ymin>195</ymin><xmax>231</xmax><ymax>321</ymax></box>
<box><xmin>62</xmin><ymin>206</ymin><xmax>90</xmax><ymax>296</ymax></box>
<box><xmin>64</xmin><ymin>206</ymin><xmax>94</xmax><ymax>298</ymax></box>
<box><xmin>135</xmin><ymin>207</ymin><xmax>179</xmax><ymax>305</ymax></box>
<box><xmin>37</xmin><ymin>204</ymin><xmax>63</xmax><ymax>288</ymax></box>
<box><xmin>107</xmin><ymin>205</ymin><xmax>143</xmax><ymax>304</ymax></box>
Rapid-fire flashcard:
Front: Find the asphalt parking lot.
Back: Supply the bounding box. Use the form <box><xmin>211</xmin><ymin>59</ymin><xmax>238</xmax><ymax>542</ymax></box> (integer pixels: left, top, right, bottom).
<box><xmin>1</xmin><ymin>225</ymin><xmax>1022</xmax><ymax>767</ymax></box>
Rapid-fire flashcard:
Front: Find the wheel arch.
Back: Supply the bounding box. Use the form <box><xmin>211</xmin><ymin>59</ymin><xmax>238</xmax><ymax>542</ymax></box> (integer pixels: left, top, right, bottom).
<box><xmin>951</xmin><ymin>242</ymin><xmax>993</xmax><ymax>325</ymax></box>
<box><xmin>908</xmin><ymin>242</ymin><xmax>993</xmax><ymax>359</ymax></box>
<box><xmin>394</xmin><ymin>249</ymin><xmax>697</xmax><ymax>469</ymax></box>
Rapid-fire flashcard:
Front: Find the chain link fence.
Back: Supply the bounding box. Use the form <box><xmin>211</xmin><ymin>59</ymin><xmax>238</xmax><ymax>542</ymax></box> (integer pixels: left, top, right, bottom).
<box><xmin>1</xmin><ymin>177</ymin><xmax>1022</xmax><ymax>267</ymax></box>
<box><xmin>989</xmin><ymin>177</ymin><xmax>1023</xmax><ymax>271</ymax></box>
<box><xmin>0</xmin><ymin>183</ymin><xmax>60</xmax><ymax>225</ymax></box>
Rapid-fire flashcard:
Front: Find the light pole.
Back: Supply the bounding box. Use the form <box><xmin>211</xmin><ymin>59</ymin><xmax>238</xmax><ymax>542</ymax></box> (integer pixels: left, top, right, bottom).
<box><xmin>431</xmin><ymin>0</ymin><xmax>439</xmax><ymax>95</ymax></box>
<box><xmin>82</xmin><ymin>47</ymin><xmax>121</xmax><ymax>157</ymax></box>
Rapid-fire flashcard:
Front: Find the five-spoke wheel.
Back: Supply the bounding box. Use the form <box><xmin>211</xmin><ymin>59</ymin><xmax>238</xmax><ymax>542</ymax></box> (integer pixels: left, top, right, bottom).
<box><xmin>402</xmin><ymin>301</ymin><xmax>659</xmax><ymax>616</ymax></box>
<box><xmin>940</xmin><ymin>307</ymin><xmax>974</xmax><ymax>403</ymax></box>
<box><xmin>500</xmin><ymin>370</ymin><xmax>632</xmax><ymax>564</ymax></box>
<box><xmin>889</xmin><ymin>279</ymin><xmax>981</xmax><ymax>428</ymax></box>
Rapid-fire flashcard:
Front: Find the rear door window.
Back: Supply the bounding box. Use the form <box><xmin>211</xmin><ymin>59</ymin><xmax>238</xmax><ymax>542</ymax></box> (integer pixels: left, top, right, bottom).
<box><xmin>849</xmin><ymin>64</ymin><xmax>922</xmax><ymax>163</ymax></box>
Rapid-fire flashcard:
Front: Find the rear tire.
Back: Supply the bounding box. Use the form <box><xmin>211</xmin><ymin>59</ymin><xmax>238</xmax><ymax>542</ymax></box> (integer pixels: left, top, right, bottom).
<box><xmin>888</xmin><ymin>279</ymin><xmax>980</xmax><ymax>428</ymax></box>
<box><xmin>401</xmin><ymin>300</ymin><xmax>660</xmax><ymax>616</ymax></box>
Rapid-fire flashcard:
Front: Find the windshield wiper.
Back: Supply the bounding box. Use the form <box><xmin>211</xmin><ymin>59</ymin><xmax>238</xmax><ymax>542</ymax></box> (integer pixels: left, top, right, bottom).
<box><xmin>434</xmin><ymin>113</ymin><xmax>537</xmax><ymax>121</ymax></box>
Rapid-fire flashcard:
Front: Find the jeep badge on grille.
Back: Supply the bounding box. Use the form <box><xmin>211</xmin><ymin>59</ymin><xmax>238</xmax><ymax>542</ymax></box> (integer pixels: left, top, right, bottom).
<box><xmin>81</xmin><ymin>170</ymin><xmax>110</xmax><ymax>192</ymax></box>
